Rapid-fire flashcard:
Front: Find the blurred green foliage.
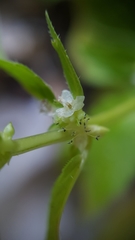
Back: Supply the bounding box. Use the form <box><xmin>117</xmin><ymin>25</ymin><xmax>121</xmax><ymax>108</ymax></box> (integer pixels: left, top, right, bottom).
<box><xmin>67</xmin><ymin>0</ymin><xmax>135</xmax><ymax>87</ymax></box>
<box><xmin>81</xmin><ymin>93</ymin><xmax>135</xmax><ymax>215</ymax></box>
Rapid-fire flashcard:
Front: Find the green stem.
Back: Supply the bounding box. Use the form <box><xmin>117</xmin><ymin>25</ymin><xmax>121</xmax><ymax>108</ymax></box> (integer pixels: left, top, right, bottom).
<box><xmin>12</xmin><ymin>97</ymin><xmax>135</xmax><ymax>156</ymax></box>
<box><xmin>12</xmin><ymin>130</ymin><xmax>71</xmax><ymax>156</ymax></box>
<box><xmin>90</xmin><ymin>97</ymin><xmax>135</xmax><ymax>126</ymax></box>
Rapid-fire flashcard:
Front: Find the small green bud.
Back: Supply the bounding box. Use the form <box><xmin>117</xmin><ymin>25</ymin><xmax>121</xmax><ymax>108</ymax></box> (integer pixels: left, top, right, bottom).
<box><xmin>0</xmin><ymin>123</ymin><xmax>16</xmax><ymax>168</ymax></box>
<box><xmin>2</xmin><ymin>122</ymin><xmax>15</xmax><ymax>139</ymax></box>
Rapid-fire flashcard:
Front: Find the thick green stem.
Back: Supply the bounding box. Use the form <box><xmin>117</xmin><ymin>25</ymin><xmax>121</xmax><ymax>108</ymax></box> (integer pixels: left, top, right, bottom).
<box><xmin>12</xmin><ymin>130</ymin><xmax>71</xmax><ymax>156</ymax></box>
<box><xmin>90</xmin><ymin>97</ymin><xmax>135</xmax><ymax>126</ymax></box>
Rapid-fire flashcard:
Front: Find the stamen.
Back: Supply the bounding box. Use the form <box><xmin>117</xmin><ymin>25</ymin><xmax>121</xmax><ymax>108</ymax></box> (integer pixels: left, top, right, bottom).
<box><xmin>85</xmin><ymin>129</ymin><xmax>91</xmax><ymax>133</ymax></box>
<box><xmin>68</xmin><ymin>140</ymin><xmax>73</xmax><ymax>144</ymax></box>
<box><xmin>72</xmin><ymin>131</ymin><xmax>76</xmax><ymax>137</ymax></box>
<box><xmin>79</xmin><ymin>120</ymin><xmax>82</xmax><ymax>125</ymax></box>
<box><xmin>84</xmin><ymin>113</ymin><xmax>87</xmax><ymax>119</ymax></box>
<box><xmin>66</xmin><ymin>102</ymin><xmax>72</xmax><ymax>109</ymax></box>
<box><xmin>96</xmin><ymin>135</ymin><xmax>100</xmax><ymax>140</ymax></box>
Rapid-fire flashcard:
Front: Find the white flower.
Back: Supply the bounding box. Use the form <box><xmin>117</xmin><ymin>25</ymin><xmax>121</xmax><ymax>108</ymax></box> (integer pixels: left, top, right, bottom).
<box><xmin>54</xmin><ymin>90</ymin><xmax>85</xmax><ymax>119</ymax></box>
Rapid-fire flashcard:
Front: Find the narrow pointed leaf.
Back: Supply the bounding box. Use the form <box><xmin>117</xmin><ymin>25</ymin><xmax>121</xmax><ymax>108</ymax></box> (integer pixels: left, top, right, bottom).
<box><xmin>46</xmin><ymin>154</ymin><xmax>85</xmax><ymax>240</ymax></box>
<box><xmin>0</xmin><ymin>59</ymin><xmax>56</xmax><ymax>103</ymax></box>
<box><xmin>45</xmin><ymin>11</ymin><xmax>84</xmax><ymax>98</ymax></box>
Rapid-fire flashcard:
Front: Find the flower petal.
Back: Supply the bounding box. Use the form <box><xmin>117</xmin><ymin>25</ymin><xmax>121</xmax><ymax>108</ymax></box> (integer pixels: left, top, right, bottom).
<box><xmin>54</xmin><ymin>90</ymin><xmax>85</xmax><ymax>119</ymax></box>
<box><xmin>58</xmin><ymin>90</ymin><xmax>73</xmax><ymax>105</ymax></box>
<box><xmin>73</xmin><ymin>96</ymin><xmax>85</xmax><ymax>111</ymax></box>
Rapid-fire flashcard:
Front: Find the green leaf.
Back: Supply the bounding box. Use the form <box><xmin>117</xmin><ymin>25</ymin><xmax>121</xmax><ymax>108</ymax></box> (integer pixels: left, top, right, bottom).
<box><xmin>46</xmin><ymin>154</ymin><xmax>84</xmax><ymax>240</ymax></box>
<box><xmin>0</xmin><ymin>59</ymin><xmax>56</xmax><ymax>103</ymax></box>
<box><xmin>45</xmin><ymin>11</ymin><xmax>84</xmax><ymax>98</ymax></box>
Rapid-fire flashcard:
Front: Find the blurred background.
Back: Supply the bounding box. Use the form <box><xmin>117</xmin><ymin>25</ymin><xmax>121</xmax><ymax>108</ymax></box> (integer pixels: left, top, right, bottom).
<box><xmin>0</xmin><ymin>0</ymin><xmax>135</xmax><ymax>239</ymax></box>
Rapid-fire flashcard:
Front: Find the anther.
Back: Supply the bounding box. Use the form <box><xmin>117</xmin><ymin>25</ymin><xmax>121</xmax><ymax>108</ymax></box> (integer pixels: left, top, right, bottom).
<box><xmin>68</xmin><ymin>140</ymin><xmax>73</xmax><ymax>144</ymax></box>
<box><xmin>62</xmin><ymin>128</ymin><xmax>66</xmax><ymax>132</ymax></box>
<box><xmin>85</xmin><ymin>129</ymin><xmax>91</xmax><ymax>133</ymax></box>
<box><xmin>84</xmin><ymin>113</ymin><xmax>87</xmax><ymax>119</ymax></box>
<box><xmin>85</xmin><ymin>117</ymin><xmax>90</xmax><ymax>125</ymax></box>
<box><xmin>72</xmin><ymin>131</ymin><xmax>76</xmax><ymax>137</ymax></box>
